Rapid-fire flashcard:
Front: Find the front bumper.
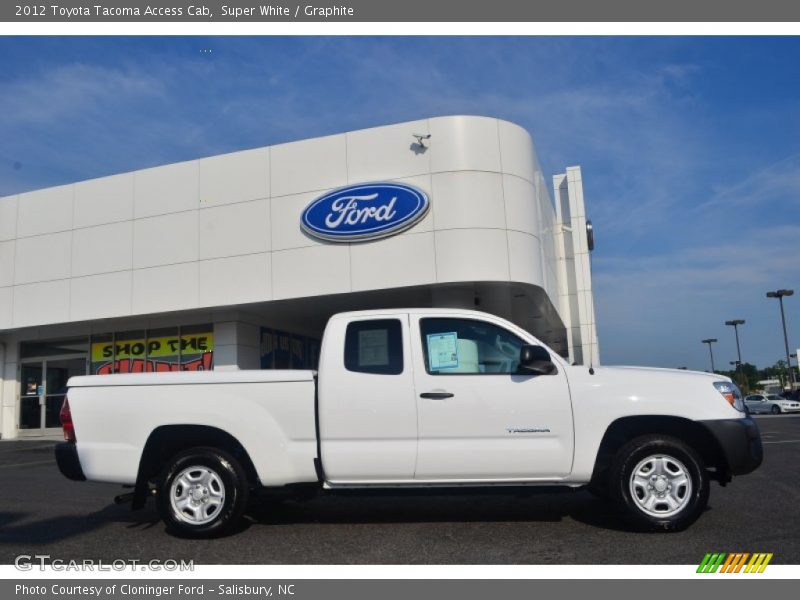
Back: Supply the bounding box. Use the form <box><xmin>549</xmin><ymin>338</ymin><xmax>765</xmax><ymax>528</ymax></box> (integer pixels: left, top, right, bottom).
<box><xmin>699</xmin><ymin>417</ymin><xmax>763</xmax><ymax>476</ymax></box>
<box><xmin>55</xmin><ymin>442</ymin><xmax>86</xmax><ymax>481</ymax></box>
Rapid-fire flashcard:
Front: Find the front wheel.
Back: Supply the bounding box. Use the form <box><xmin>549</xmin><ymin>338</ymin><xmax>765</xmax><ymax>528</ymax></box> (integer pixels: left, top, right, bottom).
<box><xmin>771</xmin><ymin>405</ymin><xmax>781</xmax><ymax>415</ymax></box>
<box><xmin>157</xmin><ymin>447</ymin><xmax>249</xmax><ymax>538</ymax></box>
<box><xmin>609</xmin><ymin>435</ymin><xmax>708</xmax><ymax>531</ymax></box>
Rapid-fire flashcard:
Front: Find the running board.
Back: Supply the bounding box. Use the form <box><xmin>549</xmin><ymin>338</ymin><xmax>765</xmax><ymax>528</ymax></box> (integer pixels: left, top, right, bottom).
<box><xmin>323</xmin><ymin>480</ymin><xmax>583</xmax><ymax>490</ymax></box>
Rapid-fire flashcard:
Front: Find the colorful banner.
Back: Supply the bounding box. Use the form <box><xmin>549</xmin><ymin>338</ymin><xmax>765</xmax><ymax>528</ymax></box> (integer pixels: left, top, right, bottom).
<box><xmin>92</xmin><ymin>333</ymin><xmax>214</xmax><ymax>375</ymax></box>
<box><xmin>94</xmin><ymin>353</ymin><xmax>214</xmax><ymax>375</ymax></box>
<box><xmin>91</xmin><ymin>333</ymin><xmax>214</xmax><ymax>362</ymax></box>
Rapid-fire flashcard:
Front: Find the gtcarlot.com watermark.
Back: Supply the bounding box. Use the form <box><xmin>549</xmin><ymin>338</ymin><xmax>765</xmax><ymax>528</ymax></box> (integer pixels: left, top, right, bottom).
<box><xmin>14</xmin><ymin>554</ymin><xmax>194</xmax><ymax>572</ymax></box>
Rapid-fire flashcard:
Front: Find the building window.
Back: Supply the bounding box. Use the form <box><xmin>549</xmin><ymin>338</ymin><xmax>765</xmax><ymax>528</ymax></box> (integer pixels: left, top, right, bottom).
<box><xmin>260</xmin><ymin>328</ymin><xmax>321</xmax><ymax>369</ymax></box>
<box><xmin>90</xmin><ymin>326</ymin><xmax>214</xmax><ymax>374</ymax></box>
<box><xmin>89</xmin><ymin>333</ymin><xmax>113</xmax><ymax>375</ymax></box>
<box><xmin>344</xmin><ymin>319</ymin><xmax>403</xmax><ymax>375</ymax></box>
<box><xmin>178</xmin><ymin>325</ymin><xmax>214</xmax><ymax>371</ymax></box>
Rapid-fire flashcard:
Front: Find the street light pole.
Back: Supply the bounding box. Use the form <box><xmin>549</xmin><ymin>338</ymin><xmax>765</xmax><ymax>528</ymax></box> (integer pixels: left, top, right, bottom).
<box><xmin>725</xmin><ymin>319</ymin><xmax>746</xmax><ymax>387</ymax></box>
<box><xmin>701</xmin><ymin>338</ymin><xmax>718</xmax><ymax>373</ymax></box>
<box><xmin>766</xmin><ymin>289</ymin><xmax>796</xmax><ymax>388</ymax></box>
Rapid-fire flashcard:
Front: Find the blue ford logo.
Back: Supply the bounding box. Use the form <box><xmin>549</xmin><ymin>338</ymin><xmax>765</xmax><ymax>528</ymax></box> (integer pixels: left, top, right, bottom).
<box><xmin>300</xmin><ymin>182</ymin><xmax>429</xmax><ymax>242</ymax></box>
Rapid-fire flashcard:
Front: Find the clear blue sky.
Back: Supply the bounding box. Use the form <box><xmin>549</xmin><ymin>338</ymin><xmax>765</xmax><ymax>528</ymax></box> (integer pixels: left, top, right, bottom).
<box><xmin>1</xmin><ymin>36</ymin><xmax>798</xmax><ymax>371</ymax></box>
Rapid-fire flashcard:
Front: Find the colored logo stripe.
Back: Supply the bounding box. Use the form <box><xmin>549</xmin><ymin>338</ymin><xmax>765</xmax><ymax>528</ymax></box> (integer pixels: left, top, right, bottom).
<box><xmin>697</xmin><ymin>552</ymin><xmax>772</xmax><ymax>573</ymax></box>
<box><xmin>697</xmin><ymin>553</ymin><xmax>726</xmax><ymax>573</ymax></box>
<box><xmin>746</xmin><ymin>553</ymin><xmax>773</xmax><ymax>573</ymax></box>
<box><xmin>729</xmin><ymin>553</ymin><xmax>749</xmax><ymax>573</ymax></box>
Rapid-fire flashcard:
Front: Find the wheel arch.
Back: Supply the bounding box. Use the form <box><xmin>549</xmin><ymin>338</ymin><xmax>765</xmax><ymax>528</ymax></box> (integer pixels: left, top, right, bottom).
<box><xmin>133</xmin><ymin>424</ymin><xmax>260</xmax><ymax>509</ymax></box>
<box><xmin>590</xmin><ymin>415</ymin><xmax>730</xmax><ymax>489</ymax></box>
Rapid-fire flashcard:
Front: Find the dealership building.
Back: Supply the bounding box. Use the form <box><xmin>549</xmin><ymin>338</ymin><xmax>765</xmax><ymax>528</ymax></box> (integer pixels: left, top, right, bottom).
<box><xmin>0</xmin><ymin>115</ymin><xmax>597</xmax><ymax>439</ymax></box>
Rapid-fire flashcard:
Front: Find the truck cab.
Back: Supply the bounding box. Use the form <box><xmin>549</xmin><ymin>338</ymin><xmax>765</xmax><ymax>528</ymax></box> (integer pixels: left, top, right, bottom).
<box><xmin>318</xmin><ymin>309</ymin><xmax>574</xmax><ymax>484</ymax></box>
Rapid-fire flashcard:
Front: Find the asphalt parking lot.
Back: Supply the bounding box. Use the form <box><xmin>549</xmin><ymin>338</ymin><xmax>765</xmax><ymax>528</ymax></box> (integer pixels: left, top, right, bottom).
<box><xmin>1</xmin><ymin>415</ymin><xmax>798</xmax><ymax>565</ymax></box>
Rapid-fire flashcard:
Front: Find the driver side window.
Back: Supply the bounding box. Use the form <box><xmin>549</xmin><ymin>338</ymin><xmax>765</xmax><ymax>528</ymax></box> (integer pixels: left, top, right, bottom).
<box><xmin>420</xmin><ymin>318</ymin><xmax>526</xmax><ymax>375</ymax></box>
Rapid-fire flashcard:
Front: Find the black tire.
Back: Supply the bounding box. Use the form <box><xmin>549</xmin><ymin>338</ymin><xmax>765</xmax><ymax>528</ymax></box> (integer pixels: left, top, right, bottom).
<box><xmin>771</xmin><ymin>405</ymin><xmax>781</xmax><ymax>415</ymax></box>
<box><xmin>157</xmin><ymin>447</ymin><xmax>249</xmax><ymax>538</ymax></box>
<box><xmin>608</xmin><ymin>435</ymin><xmax>709</xmax><ymax>532</ymax></box>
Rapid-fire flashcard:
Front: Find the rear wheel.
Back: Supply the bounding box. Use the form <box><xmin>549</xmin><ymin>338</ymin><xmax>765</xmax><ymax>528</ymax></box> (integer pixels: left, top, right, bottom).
<box><xmin>158</xmin><ymin>447</ymin><xmax>249</xmax><ymax>538</ymax></box>
<box><xmin>609</xmin><ymin>435</ymin><xmax>708</xmax><ymax>531</ymax></box>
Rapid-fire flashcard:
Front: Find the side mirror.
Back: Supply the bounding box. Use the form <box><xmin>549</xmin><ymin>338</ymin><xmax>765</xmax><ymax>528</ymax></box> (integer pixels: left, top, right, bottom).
<box><xmin>518</xmin><ymin>345</ymin><xmax>557</xmax><ymax>376</ymax></box>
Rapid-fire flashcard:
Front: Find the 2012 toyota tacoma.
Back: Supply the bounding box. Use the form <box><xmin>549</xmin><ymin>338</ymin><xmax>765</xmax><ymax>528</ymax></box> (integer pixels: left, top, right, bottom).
<box><xmin>56</xmin><ymin>308</ymin><xmax>762</xmax><ymax>537</ymax></box>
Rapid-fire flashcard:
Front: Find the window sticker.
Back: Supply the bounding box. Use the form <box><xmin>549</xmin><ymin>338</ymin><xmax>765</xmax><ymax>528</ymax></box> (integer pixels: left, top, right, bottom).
<box><xmin>427</xmin><ymin>332</ymin><xmax>459</xmax><ymax>370</ymax></box>
<box><xmin>358</xmin><ymin>328</ymin><xmax>389</xmax><ymax>366</ymax></box>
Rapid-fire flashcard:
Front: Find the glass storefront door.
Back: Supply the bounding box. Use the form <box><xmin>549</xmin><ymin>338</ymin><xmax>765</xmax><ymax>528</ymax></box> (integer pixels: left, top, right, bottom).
<box><xmin>19</xmin><ymin>364</ymin><xmax>43</xmax><ymax>430</ymax></box>
<box><xmin>18</xmin><ymin>357</ymin><xmax>87</xmax><ymax>435</ymax></box>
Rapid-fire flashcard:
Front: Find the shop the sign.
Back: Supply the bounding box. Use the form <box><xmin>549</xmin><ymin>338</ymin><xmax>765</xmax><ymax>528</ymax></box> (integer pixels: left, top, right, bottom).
<box><xmin>91</xmin><ymin>333</ymin><xmax>214</xmax><ymax>374</ymax></box>
<box><xmin>301</xmin><ymin>182</ymin><xmax>429</xmax><ymax>242</ymax></box>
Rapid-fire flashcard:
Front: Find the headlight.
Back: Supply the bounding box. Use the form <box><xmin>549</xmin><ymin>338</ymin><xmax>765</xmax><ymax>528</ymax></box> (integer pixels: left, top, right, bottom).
<box><xmin>713</xmin><ymin>381</ymin><xmax>745</xmax><ymax>412</ymax></box>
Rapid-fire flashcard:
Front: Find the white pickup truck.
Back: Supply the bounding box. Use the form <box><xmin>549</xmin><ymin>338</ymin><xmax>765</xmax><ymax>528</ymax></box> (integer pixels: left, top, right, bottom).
<box><xmin>56</xmin><ymin>308</ymin><xmax>762</xmax><ymax>537</ymax></box>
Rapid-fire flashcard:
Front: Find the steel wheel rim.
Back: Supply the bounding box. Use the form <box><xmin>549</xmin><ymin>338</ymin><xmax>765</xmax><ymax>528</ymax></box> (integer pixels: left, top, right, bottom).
<box><xmin>169</xmin><ymin>465</ymin><xmax>226</xmax><ymax>525</ymax></box>
<box><xmin>629</xmin><ymin>454</ymin><xmax>692</xmax><ymax>518</ymax></box>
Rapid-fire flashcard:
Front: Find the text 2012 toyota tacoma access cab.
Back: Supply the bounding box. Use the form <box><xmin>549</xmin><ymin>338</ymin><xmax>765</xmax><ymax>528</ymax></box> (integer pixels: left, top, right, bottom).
<box><xmin>56</xmin><ymin>308</ymin><xmax>762</xmax><ymax>537</ymax></box>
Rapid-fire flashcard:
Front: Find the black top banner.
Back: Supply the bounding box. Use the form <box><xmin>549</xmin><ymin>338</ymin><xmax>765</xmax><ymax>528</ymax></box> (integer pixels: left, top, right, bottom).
<box><xmin>3</xmin><ymin>0</ymin><xmax>800</xmax><ymax>22</ymax></box>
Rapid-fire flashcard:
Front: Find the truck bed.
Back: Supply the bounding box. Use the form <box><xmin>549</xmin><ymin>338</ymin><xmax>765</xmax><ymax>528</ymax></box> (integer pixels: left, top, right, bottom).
<box><xmin>66</xmin><ymin>370</ymin><xmax>319</xmax><ymax>486</ymax></box>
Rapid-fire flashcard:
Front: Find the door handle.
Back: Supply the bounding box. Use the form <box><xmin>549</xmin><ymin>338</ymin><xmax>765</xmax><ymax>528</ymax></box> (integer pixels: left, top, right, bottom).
<box><xmin>420</xmin><ymin>392</ymin><xmax>454</xmax><ymax>399</ymax></box>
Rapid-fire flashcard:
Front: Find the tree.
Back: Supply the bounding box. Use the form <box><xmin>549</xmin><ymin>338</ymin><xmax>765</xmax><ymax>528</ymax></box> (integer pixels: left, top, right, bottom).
<box><xmin>763</xmin><ymin>360</ymin><xmax>789</xmax><ymax>388</ymax></box>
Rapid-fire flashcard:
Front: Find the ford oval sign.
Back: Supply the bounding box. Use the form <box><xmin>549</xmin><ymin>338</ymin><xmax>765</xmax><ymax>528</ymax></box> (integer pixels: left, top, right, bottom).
<box><xmin>301</xmin><ymin>182</ymin><xmax>429</xmax><ymax>242</ymax></box>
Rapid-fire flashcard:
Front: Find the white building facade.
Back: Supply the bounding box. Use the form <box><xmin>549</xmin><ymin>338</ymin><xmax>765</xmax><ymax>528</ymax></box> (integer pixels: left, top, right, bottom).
<box><xmin>0</xmin><ymin>115</ymin><xmax>597</xmax><ymax>439</ymax></box>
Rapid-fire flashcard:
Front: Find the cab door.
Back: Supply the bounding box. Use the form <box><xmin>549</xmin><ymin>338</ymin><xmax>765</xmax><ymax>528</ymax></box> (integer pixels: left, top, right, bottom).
<box><xmin>318</xmin><ymin>314</ymin><xmax>418</xmax><ymax>483</ymax></box>
<box><xmin>411</xmin><ymin>315</ymin><xmax>574</xmax><ymax>481</ymax></box>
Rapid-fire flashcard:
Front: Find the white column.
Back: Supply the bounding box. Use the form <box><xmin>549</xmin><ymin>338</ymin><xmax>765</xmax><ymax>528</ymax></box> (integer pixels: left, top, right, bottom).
<box><xmin>213</xmin><ymin>321</ymin><xmax>262</xmax><ymax>371</ymax></box>
<box><xmin>553</xmin><ymin>167</ymin><xmax>599</xmax><ymax>366</ymax></box>
<box><xmin>565</xmin><ymin>167</ymin><xmax>599</xmax><ymax>366</ymax></box>
<box><xmin>0</xmin><ymin>339</ymin><xmax>18</xmax><ymax>440</ymax></box>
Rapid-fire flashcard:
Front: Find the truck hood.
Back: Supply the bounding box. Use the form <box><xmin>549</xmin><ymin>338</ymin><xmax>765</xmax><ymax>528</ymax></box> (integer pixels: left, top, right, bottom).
<box><xmin>593</xmin><ymin>365</ymin><xmax>729</xmax><ymax>381</ymax></box>
<box><xmin>564</xmin><ymin>363</ymin><xmax>741</xmax><ymax>421</ymax></box>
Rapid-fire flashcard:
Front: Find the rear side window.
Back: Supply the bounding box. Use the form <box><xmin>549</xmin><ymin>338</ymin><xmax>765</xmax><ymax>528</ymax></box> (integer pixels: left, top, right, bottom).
<box><xmin>344</xmin><ymin>319</ymin><xmax>404</xmax><ymax>375</ymax></box>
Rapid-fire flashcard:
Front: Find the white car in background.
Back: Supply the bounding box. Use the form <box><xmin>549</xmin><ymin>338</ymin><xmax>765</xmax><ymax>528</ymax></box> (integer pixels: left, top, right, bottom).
<box><xmin>745</xmin><ymin>394</ymin><xmax>800</xmax><ymax>415</ymax></box>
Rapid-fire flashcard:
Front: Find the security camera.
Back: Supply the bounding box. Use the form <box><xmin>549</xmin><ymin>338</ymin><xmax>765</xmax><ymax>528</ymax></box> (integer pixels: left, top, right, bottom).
<box><xmin>412</xmin><ymin>133</ymin><xmax>431</xmax><ymax>147</ymax></box>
